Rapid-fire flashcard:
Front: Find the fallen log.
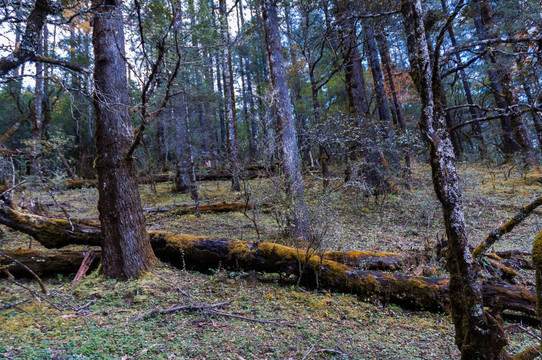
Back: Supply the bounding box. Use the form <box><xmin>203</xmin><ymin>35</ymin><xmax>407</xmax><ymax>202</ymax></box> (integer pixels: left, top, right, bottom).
<box><xmin>65</xmin><ymin>171</ymin><xmax>266</xmax><ymax>189</ymax></box>
<box><xmin>0</xmin><ymin>243</ymin><xmax>535</xmax><ymax>317</ymax></box>
<box><xmin>144</xmin><ymin>202</ymin><xmax>272</xmax><ymax>215</ymax></box>
<box><xmin>0</xmin><ymin>205</ymin><xmax>536</xmax><ymax>317</ymax></box>
<box><xmin>0</xmin><ymin>249</ymin><xmax>100</xmax><ymax>277</ymax></box>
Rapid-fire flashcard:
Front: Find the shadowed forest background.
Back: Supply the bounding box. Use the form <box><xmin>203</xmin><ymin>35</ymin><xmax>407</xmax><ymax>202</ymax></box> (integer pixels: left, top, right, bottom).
<box><xmin>0</xmin><ymin>0</ymin><xmax>541</xmax><ymax>359</ymax></box>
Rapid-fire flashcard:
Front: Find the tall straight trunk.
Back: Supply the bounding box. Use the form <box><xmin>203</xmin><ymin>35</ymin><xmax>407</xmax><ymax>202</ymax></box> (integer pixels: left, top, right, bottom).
<box><xmin>375</xmin><ymin>31</ymin><xmax>405</xmax><ymax>130</ymax></box>
<box><xmin>219</xmin><ymin>0</ymin><xmax>241</xmax><ymax>191</ymax></box>
<box><xmin>376</xmin><ymin>31</ymin><xmax>412</xmax><ymax>182</ymax></box>
<box><xmin>471</xmin><ymin>0</ymin><xmax>536</xmax><ymax>166</ymax></box>
<box><xmin>173</xmin><ymin>95</ymin><xmax>199</xmax><ymax>210</ymax></box>
<box><xmin>335</xmin><ymin>1</ymin><xmax>369</xmax><ymax>116</ymax></box>
<box><xmin>402</xmin><ymin>0</ymin><xmax>509</xmax><ymax>358</ymax></box>
<box><xmin>333</xmin><ymin>1</ymin><xmax>386</xmax><ymax>192</ymax></box>
<box><xmin>361</xmin><ymin>18</ymin><xmax>400</xmax><ymax>172</ymax></box>
<box><xmin>215</xmin><ymin>53</ymin><xmax>227</xmax><ymax>153</ymax></box>
<box><xmin>361</xmin><ymin>18</ymin><xmax>391</xmax><ymax>124</ymax></box>
<box><xmin>262</xmin><ymin>0</ymin><xmax>310</xmax><ymax>242</ymax></box>
<box><xmin>284</xmin><ymin>3</ymin><xmax>309</xmax><ymax>166</ymax></box>
<box><xmin>91</xmin><ymin>0</ymin><xmax>157</xmax><ymax>279</ymax></box>
<box><xmin>30</xmin><ymin>27</ymin><xmax>44</xmax><ymax>176</ymax></box>
<box><xmin>155</xmin><ymin>115</ymin><xmax>167</xmax><ymax>172</ymax></box>
<box><xmin>440</xmin><ymin>0</ymin><xmax>486</xmax><ymax>158</ymax></box>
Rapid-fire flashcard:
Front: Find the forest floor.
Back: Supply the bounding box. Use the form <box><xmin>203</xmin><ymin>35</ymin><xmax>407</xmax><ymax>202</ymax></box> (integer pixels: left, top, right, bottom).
<box><xmin>0</xmin><ymin>161</ymin><xmax>540</xmax><ymax>359</ymax></box>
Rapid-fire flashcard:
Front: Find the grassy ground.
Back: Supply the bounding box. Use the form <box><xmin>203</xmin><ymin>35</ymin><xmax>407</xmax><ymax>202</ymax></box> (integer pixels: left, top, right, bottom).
<box><xmin>0</xmin><ymin>162</ymin><xmax>540</xmax><ymax>359</ymax></box>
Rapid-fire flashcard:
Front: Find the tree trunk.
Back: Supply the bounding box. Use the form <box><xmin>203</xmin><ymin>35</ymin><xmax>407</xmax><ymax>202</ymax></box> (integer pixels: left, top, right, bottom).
<box><xmin>261</xmin><ymin>0</ymin><xmax>310</xmax><ymax>242</ymax></box>
<box><xmin>440</xmin><ymin>0</ymin><xmax>486</xmax><ymax>158</ymax></box>
<box><xmin>30</xmin><ymin>28</ymin><xmax>44</xmax><ymax>176</ymax></box>
<box><xmin>173</xmin><ymin>96</ymin><xmax>197</xmax><ymax>198</ymax></box>
<box><xmin>219</xmin><ymin>0</ymin><xmax>241</xmax><ymax>191</ymax></box>
<box><xmin>523</xmin><ymin>81</ymin><xmax>542</xmax><ymax>150</ymax></box>
<box><xmin>401</xmin><ymin>0</ymin><xmax>509</xmax><ymax>358</ymax></box>
<box><xmin>91</xmin><ymin>0</ymin><xmax>157</xmax><ymax>279</ymax></box>
<box><xmin>471</xmin><ymin>0</ymin><xmax>536</xmax><ymax>166</ymax></box>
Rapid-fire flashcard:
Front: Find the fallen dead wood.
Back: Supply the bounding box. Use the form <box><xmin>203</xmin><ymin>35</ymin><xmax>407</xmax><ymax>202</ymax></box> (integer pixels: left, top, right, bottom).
<box><xmin>0</xmin><ymin>245</ymin><xmax>535</xmax><ymax>318</ymax></box>
<box><xmin>64</xmin><ymin>171</ymin><xmax>266</xmax><ymax>189</ymax></box>
<box><xmin>0</xmin><ymin>249</ymin><xmax>100</xmax><ymax>277</ymax></box>
<box><xmin>473</xmin><ymin>194</ymin><xmax>542</xmax><ymax>258</ymax></box>
<box><xmin>144</xmin><ymin>201</ymin><xmax>272</xmax><ymax>215</ymax></box>
<box><xmin>0</xmin><ymin>204</ymin><xmax>536</xmax><ymax>317</ymax></box>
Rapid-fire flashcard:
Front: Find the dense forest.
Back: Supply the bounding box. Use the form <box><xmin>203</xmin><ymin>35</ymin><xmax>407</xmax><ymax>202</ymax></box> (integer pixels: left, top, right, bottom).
<box><xmin>0</xmin><ymin>0</ymin><xmax>541</xmax><ymax>358</ymax></box>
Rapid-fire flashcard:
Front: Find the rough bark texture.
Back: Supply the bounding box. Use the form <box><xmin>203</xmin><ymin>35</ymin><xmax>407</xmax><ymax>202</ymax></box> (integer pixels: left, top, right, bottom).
<box><xmin>440</xmin><ymin>0</ymin><xmax>486</xmax><ymax>157</ymax></box>
<box><xmin>219</xmin><ymin>0</ymin><xmax>241</xmax><ymax>192</ymax></box>
<box><xmin>173</xmin><ymin>97</ymin><xmax>197</xmax><ymax>196</ymax></box>
<box><xmin>471</xmin><ymin>0</ymin><xmax>536</xmax><ymax>166</ymax></box>
<box><xmin>402</xmin><ymin>1</ymin><xmax>509</xmax><ymax>358</ymax></box>
<box><xmin>92</xmin><ymin>0</ymin><xmax>157</xmax><ymax>279</ymax></box>
<box><xmin>0</xmin><ymin>0</ymin><xmax>52</xmax><ymax>76</ymax></box>
<box><xmin>0</xmin><ymin>239</ymin><xmax>535</xmax><ymax>319</ymax></box>
<box><xmin>262</xmin><ymin>0</ymin><xmax>310</xmax><ymax>242</ymax></box>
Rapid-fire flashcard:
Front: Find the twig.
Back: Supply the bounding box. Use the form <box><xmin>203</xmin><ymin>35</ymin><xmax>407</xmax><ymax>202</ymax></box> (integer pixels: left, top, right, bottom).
<box><xmin>7</xmin><ymin>271</ymin><xmax>63</xmax><ymax>312</ymax></box>
<box><xmin>132</xmin><ymin>301</ymin><xmax>230</xmax><ymax>323</ymax></box>
<box><xmin>0</xmin><ymin>250</ymin><xmax>48</xmax><ymax>294</ymax></box>
<box><xmin>0</xmin><ymin>298</ymin><xmax>32</xmax><ymax>311</ymax></box>
<box><xmin>302</xmin><ymin>345</ymin><xmax>315</xmax><ymax>360</ymax></box>
<box><xmin>0</xmin><ymin>180</ymin><xmax>26</xmax><ymax>199</ymax></box>
<box><xmin>206</xmin><ymin>309</ymin><xmax>293</xmax><ymax>327</ymax></box>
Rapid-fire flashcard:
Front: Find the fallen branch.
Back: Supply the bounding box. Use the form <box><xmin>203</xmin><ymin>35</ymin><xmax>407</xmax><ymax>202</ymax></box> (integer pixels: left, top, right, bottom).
<box><xmin>64</xmin><ymin>171</ymin><xmax>266</xmax><ymax>189</ymax></box>
<box><xmin>144</xmin><ymin>202</ymin><xmax>271</xmax><ymax>215</ymax></box>
<box><xmin>0</xmin><ymin>250</ymin><xmax>48</xmax><ymax>294</ymax></box>
<box><xmin>132</xmin><ymin>300</ymin><xmax>229</xmax><ymax>323</ymax></box>
<box><xmin>473</xmin><ymin>194</ymin><xmax>542</xmax><ymax>259</ymax></box>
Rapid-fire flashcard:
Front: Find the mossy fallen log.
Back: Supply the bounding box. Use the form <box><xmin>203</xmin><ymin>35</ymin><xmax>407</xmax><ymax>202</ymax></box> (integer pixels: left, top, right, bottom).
<box><xmin>0</xmin><ymin>205</ymin><xmax>536</xmax><ymax>317</ymax></box>
<box><xmin>144</xmin><ymin>201</ymin><xmax>272</xmax><ymax>215</ymax></box>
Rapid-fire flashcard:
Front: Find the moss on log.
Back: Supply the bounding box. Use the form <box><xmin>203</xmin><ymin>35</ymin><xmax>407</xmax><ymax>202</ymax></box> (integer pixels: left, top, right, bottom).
<box><xmin>0</xmin><ymin>205</ymin><xmax>536</xmax><ymax>317</ymax></box>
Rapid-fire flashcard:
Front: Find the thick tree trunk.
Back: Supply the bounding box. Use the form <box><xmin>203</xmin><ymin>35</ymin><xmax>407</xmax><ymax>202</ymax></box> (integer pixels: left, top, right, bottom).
<box><xmin>471</xmin><ymin>0</ymin><xmax>536</xmax><ymax>166</ymax></box>
<box><xmin>262</xmin><ymin>0</ymin><xmax>310</xmax><ymax>242</ymax></box>
<box><xmin>401</xmin><ymin>1</ymin><xmax>509</xmax><ymax>358</ymax></box>
<box><xmin>91</xmin><ymin>0</ymin><xmax>157</xmax><ymax>279</ymax></box>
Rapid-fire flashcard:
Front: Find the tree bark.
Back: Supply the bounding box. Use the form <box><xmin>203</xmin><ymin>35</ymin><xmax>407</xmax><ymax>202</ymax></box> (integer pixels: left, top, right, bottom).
<box><xmin>440</xmin><ymin>0</ymin><xmax>486</xmax><ymax>158</ymax></box>
<box><xmin>401</xmin><ymin>0</ymin><xmax>509</xmax><ymax>358</ymax></box>
<box><xmin>0</xmin><ymin>236</ymin><xmax>536</xmax><ymax>320</ymax></box>
<box><xmin>261</xmin><ymin>0</ymin><xmax>310</xmax><ymax>242</ymax></box>
<box><xmin>471</xmin><ymin>0</ymin><xmax>536</xmax><ymax>166</ymax></box>
<box><xmin>91</xmin><ymin>0</ymin><xmax>157</xmax><ymax>279</ymax></box>
<box><xmin>0</xmin><ymin>0</ymin><xmax>53</xmax><ymax>77</ymax></box>
<box><xmin>219</xmin><ymin>0</ymin><xmax>241</xmax><ymax>191</ymax></box>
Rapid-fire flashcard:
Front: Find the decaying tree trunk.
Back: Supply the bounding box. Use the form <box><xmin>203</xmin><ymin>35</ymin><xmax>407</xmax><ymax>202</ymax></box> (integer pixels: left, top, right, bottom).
<box><xmin>0</xmin><ymin>204</ymin><xmax>537</xmax><ymax>320</ymax></box>
<box><xmin>401</xmin><ymin>0</ymin><xmax>509</xmax><ymax>358</ymax></box>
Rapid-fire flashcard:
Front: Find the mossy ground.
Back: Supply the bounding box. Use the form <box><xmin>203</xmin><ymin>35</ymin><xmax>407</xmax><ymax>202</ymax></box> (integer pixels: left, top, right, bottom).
<box><xmin>0</xmin><ymin>162</ymin><xmax>540</xmax><ymax>359</ymax></box>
